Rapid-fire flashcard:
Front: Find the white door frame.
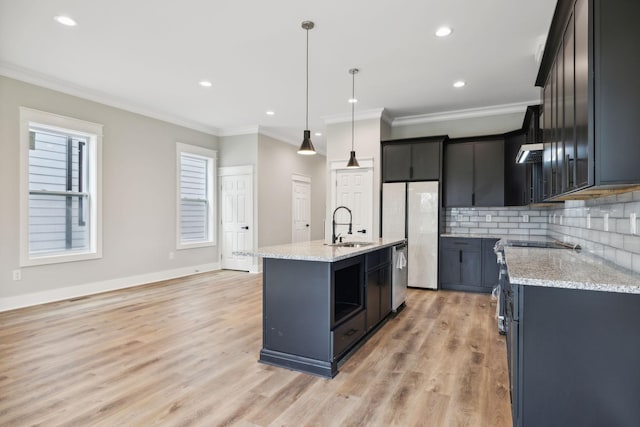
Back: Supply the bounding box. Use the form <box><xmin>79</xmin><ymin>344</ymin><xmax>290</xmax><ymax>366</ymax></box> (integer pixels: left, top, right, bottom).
<box><xmin>328</xmin><ymin>158</ymin><xmax>374</xmax><ymax>242</ymax></box>
<box><xmin>218</xmin><ymin>165</ymin><xmax>257</xmax><ymax>273</ymax></box>
<box><xmin>291</xmin><ymin>173</ymin><xmax>311</xmax><ymax>243</ymax></box>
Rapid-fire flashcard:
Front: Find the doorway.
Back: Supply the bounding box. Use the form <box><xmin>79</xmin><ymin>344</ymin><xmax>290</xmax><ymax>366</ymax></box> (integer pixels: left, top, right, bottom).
<box><xmin>292</xmin><ymin>174</ymin><xmax>311</xmax><ymax>243</ymax></box>
<box><xmin>219</xmin><ymin>165</ymin><xmax>254</xmax><ymax>271</ymax></box>
<box><xmin>329</xmin><ymin>159</ymin><xmax>373</xmax><ymax>242</ymax></box>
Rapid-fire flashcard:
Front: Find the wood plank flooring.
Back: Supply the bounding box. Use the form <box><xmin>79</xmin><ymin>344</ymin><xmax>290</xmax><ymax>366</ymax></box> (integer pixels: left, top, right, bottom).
<box><xmin>0</xmin><ymin>270</ymin><xmax>511</xmax><ymax>427</ymax></box>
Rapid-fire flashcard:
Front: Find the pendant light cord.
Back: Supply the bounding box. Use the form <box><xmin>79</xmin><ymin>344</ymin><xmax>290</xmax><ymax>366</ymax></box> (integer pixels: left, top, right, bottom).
<box><xmin>306</xmin><ymin>27</ymin><xmax>309</xmax><ymax>130</ymax></box>
<box><xmin>351</xmin><ymin>71</ymin><xmax>355</xmax><ymax>150</ymax></box>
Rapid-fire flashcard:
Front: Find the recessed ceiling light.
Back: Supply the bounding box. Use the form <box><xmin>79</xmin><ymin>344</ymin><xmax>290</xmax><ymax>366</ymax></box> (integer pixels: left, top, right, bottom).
<box><xmin>348</xmin><ymin>98</ymin><xmax>358</xmax><ymax>104</ymax></box>
<box><xmin>54</xmin><ymin>15</ymin><xmax>77</xmax><ymax>27</ymax></box>
<box><xmin>199</xmin><ymin>80</ymin><xmax>212</xmax><ymax>88</ymax></box>
<box><xmin>266</xmin><ymin>111</ymin><xmax>275</xmax><ymax>116</ymax></box>
<box><xmin>435</xmin><ymin>26</ymin><xmax>452</xmax><ymax>37</ymax></box>
<box><xmin>314</xmin><ymin>132</ymin><xmax>322</xmax><ymax>136</ymax></box>
<box><xmin>453</xmin><ymin>80</ymin><xmax>466</xmax><ymax>88</ymax></box>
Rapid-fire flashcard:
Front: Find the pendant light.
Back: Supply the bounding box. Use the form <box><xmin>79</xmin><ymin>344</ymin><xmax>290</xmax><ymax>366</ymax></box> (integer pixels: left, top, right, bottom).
<box><xmin>346</xmin><ymin>68</ymin><xmax>360</xmax><ymax>168</ymax></box>
<box><xmin>298</xmin><ymin>21</ymin><xmax>316</xmax><ymax>155</ymax></box>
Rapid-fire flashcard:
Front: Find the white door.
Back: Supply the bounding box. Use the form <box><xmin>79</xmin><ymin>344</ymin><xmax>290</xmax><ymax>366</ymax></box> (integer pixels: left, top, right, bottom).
<box><xmin>292</xmin><ymin>177</ymin><xmax>311</xmax><ymax>243</ymax></box>
<box><xmin>220</xmin><ymin>167</ymin><xmax>253</xmax><ymax>271</ymax></box>
<box><xmin>333</xmin><ymin>168</ymin><xmax>373</xmax><ymax>242</ymax></box>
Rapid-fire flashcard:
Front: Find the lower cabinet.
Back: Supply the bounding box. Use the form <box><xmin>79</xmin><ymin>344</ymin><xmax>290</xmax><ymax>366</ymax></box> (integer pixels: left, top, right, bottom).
<box><xmin>508</xmin><ymin>285</ymin><xmax>640</xmax><ymax>427</ymax></box>
<box><xmin>365</xmin><ymin>249</ymin><xmax>391</xmax><ymax>331</ymax></box>
<box><xmin>440</xmin><ymin>237</ymin><xmax>499</xmax><ymax>293</ymax></box>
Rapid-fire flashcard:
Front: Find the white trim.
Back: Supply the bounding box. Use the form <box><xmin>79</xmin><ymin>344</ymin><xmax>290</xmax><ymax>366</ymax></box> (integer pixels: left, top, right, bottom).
<box><xmin>19</xmin><ymin>107</ymin><xmax>103</xmax><ymax>267</ymax></box>
<box><xmin>0</xmin><ymin>263</ymin><xmax>221</xmax><ymax>312</ymax></box>
<box><xmin>176</xmin><ymin>142</ymin><xmax>218</xmax><ymax>250</ymax></box>
<box><xmin>218</xmin><ymin>126</ymin><xmax>259</xmax><ymax>137</ymax></box>
<box><xmin>322</xmin><ymin>108</ymin><xmax>386</xmax><ymax>125</ymax></box>
<box><xmin>391</xmin><ymin>101</ymin><xmax>538</xmax><ymax>127</ymax></box>
<box><xmin>218</xmin><ymin>165</ymin><xmax>254</xmax><ymax>176</ymax></box>
<box><xmin>330</xmin><ymin>157</ymin><xmax>374</xmax><ymax>171</ymax></box>
<box><xmin>291</xmin><ymin>173</ymin><xmax>311</xmax><ymax>183</ymax></box>
<box><xmin>2</xmin><ymin>62</ymin><xmax>220</xmax><ymax>136</ymax></box>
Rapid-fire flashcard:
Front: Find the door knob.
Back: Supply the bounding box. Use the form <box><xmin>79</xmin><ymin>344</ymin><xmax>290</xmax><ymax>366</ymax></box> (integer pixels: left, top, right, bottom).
<box><xmin>241</xmin><ymin>226</ymin><xmax>249</xmax><ymax>230</ymax></box>
<box><xmin>306</xmin><ymin>224</ymin><xmax>310</xmax><ymax>227</ymax></box>
<box><xmin>357</xmin><ymin>229</ymin><xmax>367</xmax><ymax>234</ymax></box>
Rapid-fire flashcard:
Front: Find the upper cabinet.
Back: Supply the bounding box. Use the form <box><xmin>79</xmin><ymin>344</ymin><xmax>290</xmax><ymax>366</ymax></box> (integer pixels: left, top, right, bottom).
<box><xmin>381</xmin><ymin>136</ymin><xmax>445</xmax><ymax>183</ymax></box>
<box><xmin>444</xmin><ymin>138</ymin><xmax>505</xmax><ymax>207</ymax></box>
<box><xmin>538</xmin><ymin>0</ymin><xmax>640</xmax><ymax>199</ymax></box>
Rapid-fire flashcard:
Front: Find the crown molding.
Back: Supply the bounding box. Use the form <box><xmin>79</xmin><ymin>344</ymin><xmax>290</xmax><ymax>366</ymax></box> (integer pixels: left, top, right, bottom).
<box><xmin>322</xmin><ymin>107</ymin><xmax>387</xmax><ymax>125</ymax></box>
<box><xmin>391</xmin><ymin>101</ymin><xmax>539</xmax><ymax>127</ymax></box>
<box><xmin>218</xmin><ymin>126</ymin><xmax>260</xmax><ymax>137</ymax></box>
<box><xmin>0</xmin><ymin>61</ymin><xmax>221</xmax><ymax>136</ymax></box>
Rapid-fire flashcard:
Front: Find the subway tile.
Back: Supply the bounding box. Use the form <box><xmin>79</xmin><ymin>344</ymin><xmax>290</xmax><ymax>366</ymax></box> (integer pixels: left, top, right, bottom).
<box><xmin>623</xmin><ymin>235</ymin><xmax>640</xmax><ymax>254</ymax></box>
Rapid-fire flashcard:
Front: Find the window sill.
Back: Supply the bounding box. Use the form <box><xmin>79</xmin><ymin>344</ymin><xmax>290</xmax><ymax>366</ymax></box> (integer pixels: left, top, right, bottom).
<box><xmin>20</xmin><ymin>250</ymin><xmax>102</xmax><ymax>267</ymax></box>
<box><xmin>177</xmin><ymin>241</ymin><xmax>217</xmax><ymax>250</ymax></box>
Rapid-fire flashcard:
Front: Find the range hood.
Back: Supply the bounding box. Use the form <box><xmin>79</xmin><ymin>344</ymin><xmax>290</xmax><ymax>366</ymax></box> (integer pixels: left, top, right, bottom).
<box><xmin>516</xmin><ymin>143</ymin><xmax>544</xmax><ymax>163</ymax></box>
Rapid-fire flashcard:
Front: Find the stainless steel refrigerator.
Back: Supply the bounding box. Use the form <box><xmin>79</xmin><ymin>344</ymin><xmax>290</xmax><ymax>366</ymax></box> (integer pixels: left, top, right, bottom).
<box><xmin>382</xmin><ymin>181</ymin><xmax>439</xmax><ymax>290</ymax></box>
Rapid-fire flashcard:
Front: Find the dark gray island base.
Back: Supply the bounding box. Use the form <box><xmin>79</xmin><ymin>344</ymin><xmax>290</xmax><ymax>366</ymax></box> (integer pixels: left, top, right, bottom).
<box><xmin>243</xmin><ymin>239</ymin><xmax>401</xmax><ymax>378</ymax></box>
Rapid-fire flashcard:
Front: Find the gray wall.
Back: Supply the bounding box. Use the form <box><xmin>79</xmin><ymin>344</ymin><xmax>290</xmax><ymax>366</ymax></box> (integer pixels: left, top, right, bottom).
<box><xmin>0</xmin><ymin>76</ymin><xmax>220</xmax><ymax>302</ymax></box>
<box><xmin>257</xmin><ymin>134</ymin><xmax>325</xmax><ymax>247</ymax></box>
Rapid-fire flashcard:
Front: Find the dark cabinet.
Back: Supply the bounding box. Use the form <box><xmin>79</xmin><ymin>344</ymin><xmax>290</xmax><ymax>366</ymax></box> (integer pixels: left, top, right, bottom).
<box><xmin>365</xmin><ymin>248</ymin><xmax>391</xmax><ymax>331</ymax></box>
<box><xmin>444</xmin><ymin>138</ymin><xmax>504</xmax><ymax>207</ymax></box>
<box><xmin>538</xmin><ymin>0</ymin><xmax>640</xmax><ymax>199</ymax></box>
<box><xmin>440</xmin><ymin>237</ymin><xmax>499</xmax><ymax>293</ymax></box>
<box><xmin>381</xmin><ymin>137</ymin><xmax>444</xmax><ymax>183</ymax></box>
<box><xmin>507</xmin><ymin>284</ymin><xmax>640</xmax><ymax>427</ymax></box>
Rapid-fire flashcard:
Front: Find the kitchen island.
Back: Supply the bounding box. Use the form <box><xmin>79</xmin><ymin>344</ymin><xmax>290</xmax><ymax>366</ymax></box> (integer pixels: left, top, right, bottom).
<box><xmin>237</xmin><ymin>238</ymin><xmax>404</xmax><ymax>378</ymax></box>
<box><xmin>498</xmin><ymin>240</ymin><xmax>640</xmax><ymax>427</ymax></box>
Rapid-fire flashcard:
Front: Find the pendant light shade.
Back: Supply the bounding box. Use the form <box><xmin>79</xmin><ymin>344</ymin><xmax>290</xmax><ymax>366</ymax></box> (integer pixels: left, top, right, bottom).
<box><xmin>298</xmin><ymin>21</ymin><xmax>316</xmax><ymax>155</ymax></box>
<box><xmin>346</xmin><ymin>68</ymin><xmax>360</xmax><ymax>169</ymax></box>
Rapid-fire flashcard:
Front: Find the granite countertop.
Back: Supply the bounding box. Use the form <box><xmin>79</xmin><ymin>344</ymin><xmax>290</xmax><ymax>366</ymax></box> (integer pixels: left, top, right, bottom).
<box><xmin>503</xmin><ymin>246</ymin><xmax>640</xmax><ymax>295</ymax></box>
<box><xmin>235</xmin><ymin>238</ymin><xmax>406</xmax><ymax>262</ymax></box>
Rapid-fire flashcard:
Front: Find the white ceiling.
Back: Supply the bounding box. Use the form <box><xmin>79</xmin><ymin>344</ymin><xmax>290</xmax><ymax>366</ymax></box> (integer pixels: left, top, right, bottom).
<box><xmin>0</xmin><ymin>0</ymin><xmax>557</xmax><ymax>152</ymax></box>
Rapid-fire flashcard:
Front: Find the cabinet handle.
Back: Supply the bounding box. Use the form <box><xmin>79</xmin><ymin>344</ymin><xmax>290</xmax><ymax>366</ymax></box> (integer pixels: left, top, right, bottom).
<box><xmin>345</xmin><ymin>328</ymin><xmax>358</xmax><ymax>337</ymax></box>
<box><xmin>409</xmin><ymin>166</ymin><xmax>414</xmax><ymax>179</ymax></box>
<box><xmin>459</xmin><ymin>250</ymin><xmax>462</xmax><ymax>263</ymax></box>
<box><xmin>472</xmin><ymin>193</ymin><xmax>475</xmax><ymax>205</ymax></box>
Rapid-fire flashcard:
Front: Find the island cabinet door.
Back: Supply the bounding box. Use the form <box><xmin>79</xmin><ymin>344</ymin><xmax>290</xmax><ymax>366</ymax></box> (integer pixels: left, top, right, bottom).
<box><xmin>366</xmin><ymin>269</ymin><xmax>381</xmax><ymax>331</ymax></box>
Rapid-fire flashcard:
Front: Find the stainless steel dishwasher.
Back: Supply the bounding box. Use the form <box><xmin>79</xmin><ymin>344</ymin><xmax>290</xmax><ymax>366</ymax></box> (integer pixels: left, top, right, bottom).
<box><xmin>391</xmin><ymin>242</ymin><xmax>408</xmax><ymax>312</ymax></box>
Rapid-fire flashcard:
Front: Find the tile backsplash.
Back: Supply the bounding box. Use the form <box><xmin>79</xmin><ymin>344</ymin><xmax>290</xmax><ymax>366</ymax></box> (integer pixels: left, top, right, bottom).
<box><xmin>445</xmin><ymin>206</ymin><xmax>549</xmax><ymax>236</ymax></box>
<box><xmin>547</xmin><ymin>190</ymin><xmax>640</xmax><ymax>274</ymax></box>
<box><xmin>445</xmin><ymin>190</ymin><xmax>640</xmax><ymax>274</ymax></box>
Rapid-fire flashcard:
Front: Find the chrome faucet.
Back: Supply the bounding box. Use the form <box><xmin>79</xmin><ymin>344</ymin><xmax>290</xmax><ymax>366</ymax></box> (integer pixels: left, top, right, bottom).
<box><xmin>332</xmin><ymin>206</ymin><xmax>353</xmax><ymax>244</ymax></box>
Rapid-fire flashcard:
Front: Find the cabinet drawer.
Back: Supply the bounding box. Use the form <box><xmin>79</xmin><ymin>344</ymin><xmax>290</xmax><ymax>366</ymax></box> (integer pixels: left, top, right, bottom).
<box><xmin>441</xmin><ymin>237</ymin><xmax>481</xmax><ymax>251</ymax></box>
<box><xmin>366</xmin><ymin>248</ymin><xmax>390</xmax><ymax>271</ymax></box>
<box><xmin>332</xmin><ymin>310</ymin><xmax>366</xmax><ymax>358</ymax></box>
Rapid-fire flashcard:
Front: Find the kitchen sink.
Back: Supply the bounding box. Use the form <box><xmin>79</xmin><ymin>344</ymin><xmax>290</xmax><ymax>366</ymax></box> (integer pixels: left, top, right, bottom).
<box><xmin>329</xmin><ymin>242</ymin><xmax>374</xmax><ymax>248</ymax></box>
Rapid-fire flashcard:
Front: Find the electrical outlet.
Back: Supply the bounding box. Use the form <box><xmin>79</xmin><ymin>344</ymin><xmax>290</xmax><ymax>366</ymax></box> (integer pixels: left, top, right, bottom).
<box><xmin>604</xmin><ymin>213</ymin><xmax>609</xmax><ymax>232</ymax></box>
<box><xmin>522</xmin><ymin>214</ymin><xmax>529</xmax><ymax>223</ymax></box>
<box><xmin>486</xmin><ymin>214</ymin><xmax>492</xmax><ymax>222</ymax></box>
<box><xmin>631</xmin><ymin>213</ymin><xmax>637</xmax><ymax>235</ymax></box>
<box><xmin>12</xmin><ymin>270</ymin><xmax>21</xmax><ymax>281</ymax></box>
<box><xmin>169</xmin><ymin>252</ymin><xmax>175</xmax><ymax>260</ymax></box>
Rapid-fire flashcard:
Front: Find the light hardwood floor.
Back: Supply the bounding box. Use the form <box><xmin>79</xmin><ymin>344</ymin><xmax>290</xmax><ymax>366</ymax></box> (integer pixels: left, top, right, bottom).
<box><xmin>0</xmin><ymin>270</ymin><xmax>511</xmax><ymax>427</ymax></box>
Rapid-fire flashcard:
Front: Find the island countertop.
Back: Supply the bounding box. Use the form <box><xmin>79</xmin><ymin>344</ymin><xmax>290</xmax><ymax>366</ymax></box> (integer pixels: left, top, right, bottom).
<box><xmin>235</xmin><ymin>238</ymin><xmax>405</xmax><ymax>262</ymax></box>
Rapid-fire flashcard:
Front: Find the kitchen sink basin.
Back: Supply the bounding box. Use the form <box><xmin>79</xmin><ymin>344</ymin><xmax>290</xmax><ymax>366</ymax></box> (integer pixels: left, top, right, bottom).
<box><xmin>331</xmin><ymin>242</ymin><xmax>374</xmax><ymax>248</ymax></box>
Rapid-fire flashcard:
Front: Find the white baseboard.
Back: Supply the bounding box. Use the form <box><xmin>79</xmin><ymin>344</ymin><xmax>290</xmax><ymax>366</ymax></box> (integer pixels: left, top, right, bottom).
<box><xmin>0</xmin><ymin>262</ymin><xmax>220</xmax><ymax>312</ymax></box>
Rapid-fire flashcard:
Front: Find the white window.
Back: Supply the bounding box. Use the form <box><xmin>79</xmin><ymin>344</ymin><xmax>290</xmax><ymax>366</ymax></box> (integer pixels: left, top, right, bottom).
<box><xmin>176</xmin><ymin>143</ymin><xmax>216</xmax><ymax>249</ymax></box>
<box><xmin>19</xmin><ymin>107</ymin><xmax>102</xmax><ymax>266</ymax></box>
